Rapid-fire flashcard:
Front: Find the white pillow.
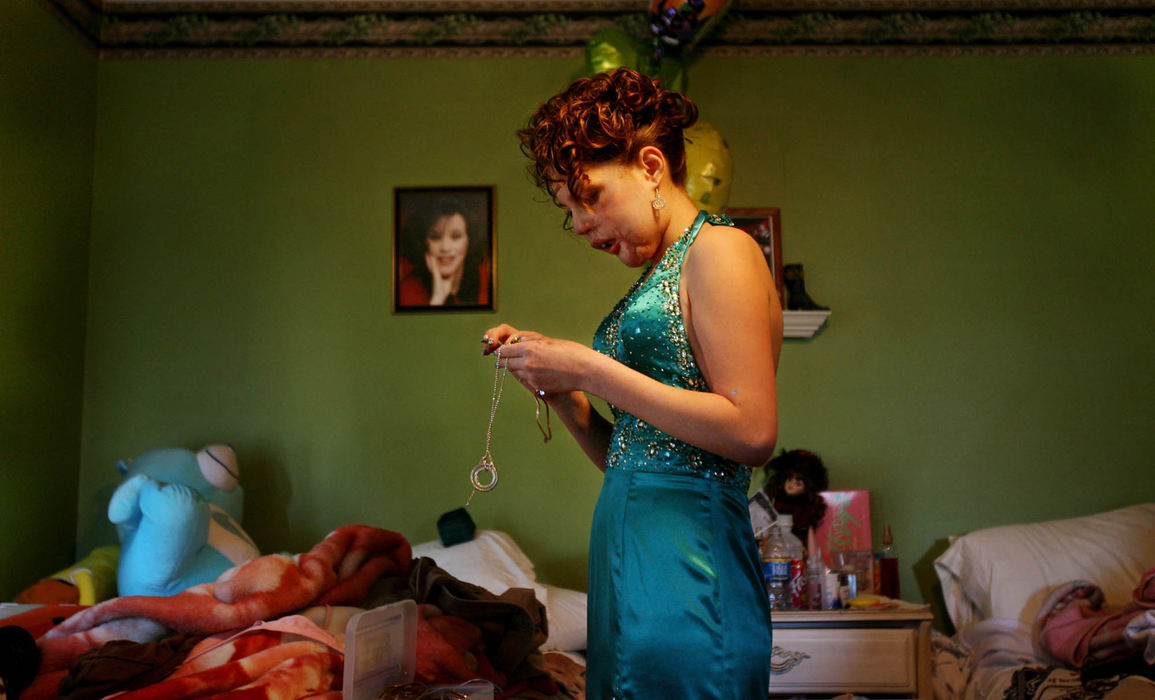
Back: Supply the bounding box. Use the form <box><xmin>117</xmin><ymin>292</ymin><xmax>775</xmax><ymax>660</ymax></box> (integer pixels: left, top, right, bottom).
<box><xmin>412</xmin><ymin>529</ymin><xmax>539</xmax><ymax>596</ymax></box>
<box><xmin>410</xmin><ymin>530</ymin><xmax>588</xmax><ymax>652</ymax></box>
<box><xmin>538</xmin><ymin>583</ymin><xmax>588</xmax><ymax>653</ymax></box>
<box><xmin>934</xmin><ymin>503</ymin><xmax>1155</xmax><ymax>631</ymax></box>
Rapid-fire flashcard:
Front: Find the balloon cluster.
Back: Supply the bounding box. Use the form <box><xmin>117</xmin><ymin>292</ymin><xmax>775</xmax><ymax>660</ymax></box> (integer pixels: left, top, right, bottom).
<box><xmin>649</xmin><ymin>0</ymin><xmax>733</xmax><ymax>58</ymax></box>
<box><xmin>585</xmin><ymin>0</ymin><xmax>733</xmax><ymax>91</ymax></box>
<box><xmin>583</xmin><ymin>1</ymin><xmax>736</xmax><ymax>214</ymax></box>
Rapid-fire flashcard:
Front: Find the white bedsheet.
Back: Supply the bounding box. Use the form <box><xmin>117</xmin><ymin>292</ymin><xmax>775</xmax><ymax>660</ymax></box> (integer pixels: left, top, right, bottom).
<box><xmin>958</xmin><ymin>618</ymin><xmax>1047</xmax><ymax>700</ymax></box>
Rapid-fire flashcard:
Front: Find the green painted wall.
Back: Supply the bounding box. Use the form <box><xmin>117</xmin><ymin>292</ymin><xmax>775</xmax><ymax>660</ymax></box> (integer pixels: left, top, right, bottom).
<box><xmin>5</xmin><ymin>37</ymin><xmax>1151</xmax><ymax>621</ymax></box>
<box><xmin>0</xmin><ymin>0</ymin><xmax>96</xmax><ymax>598</ymax></box>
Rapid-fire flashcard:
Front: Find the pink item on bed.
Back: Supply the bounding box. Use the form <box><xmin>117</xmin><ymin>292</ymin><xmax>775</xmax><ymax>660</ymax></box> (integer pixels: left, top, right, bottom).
<box><xmin>170</xmin><ymin>612</ymin><xmax>344</xmax><ymax>679</ymax></box>
<box><xmin>38</xmin><ymin>525</ymin><xmax>412</xmax><ymax>672</ymax></box>
<box><xmin>1033</xmin><ymin>565</ymin><xmax>1155</xmax><ymax>668</ymax></box>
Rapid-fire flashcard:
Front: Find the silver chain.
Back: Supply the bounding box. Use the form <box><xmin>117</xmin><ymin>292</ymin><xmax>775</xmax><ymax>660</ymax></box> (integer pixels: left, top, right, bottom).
<box><xmin>466</xmin><ymin>347</ymin><xmax>507</xmax><ymax>506</ymax></box>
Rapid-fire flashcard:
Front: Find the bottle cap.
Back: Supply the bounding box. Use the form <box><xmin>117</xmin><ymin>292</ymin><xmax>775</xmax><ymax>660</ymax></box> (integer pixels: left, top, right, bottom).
<box><xmin>778</xmin><ymin>513</ymin><xmax>794</xmax><ymax>528</ymax></box>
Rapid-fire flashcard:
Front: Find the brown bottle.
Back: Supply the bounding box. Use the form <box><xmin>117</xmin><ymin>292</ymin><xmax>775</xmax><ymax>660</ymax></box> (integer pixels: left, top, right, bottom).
<box><xmin>879</xmin><ymin>525</ymin><xmax>900</xmax><ymax>600</ymax></box>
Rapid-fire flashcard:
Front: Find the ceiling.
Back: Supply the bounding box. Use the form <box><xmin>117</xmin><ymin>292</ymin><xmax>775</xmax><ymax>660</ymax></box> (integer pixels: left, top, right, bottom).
<box><xmin>42</xmin><ymin>0</ymin><xmax>1155</xmax><ymax>58</ymax></box>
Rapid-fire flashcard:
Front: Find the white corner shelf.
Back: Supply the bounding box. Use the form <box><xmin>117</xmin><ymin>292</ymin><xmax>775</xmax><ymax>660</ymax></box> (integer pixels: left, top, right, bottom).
<box><xmin>783</xmin><ymin>310</ymin><xmax>831</xmax><ymax>339</ymax></box>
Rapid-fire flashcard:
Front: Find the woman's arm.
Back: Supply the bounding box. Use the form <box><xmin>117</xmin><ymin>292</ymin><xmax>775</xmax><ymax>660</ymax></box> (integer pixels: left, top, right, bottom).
<box><xmin>488</xmin><ymin>225</ymin><xmax>782</xmax><ymax>467</ymax></box>
<box><xmin>481</xmin><ymin>326</ymin><xmax>614</xmax><ymax>470</ymax></box>
<box><xmin>544</xmin><ymin>390</ymin><xmax>615</xmax><ymax>471</ymax></box>
<box><xmin>677</xmin><ymin>223</ymin><xmax>783</xmax><ymax>463</ymax></box>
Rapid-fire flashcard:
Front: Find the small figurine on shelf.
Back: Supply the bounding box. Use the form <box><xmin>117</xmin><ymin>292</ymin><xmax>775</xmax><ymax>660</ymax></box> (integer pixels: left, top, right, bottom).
<box><xmin>760</xmin><ymin>449</ymin><xmax>829</xmax><ymax>546</ymax></box>
<box><xmin>783</xmin><ymin>263</ymin><xmax>828</xmax><ymax>311</ymax></box>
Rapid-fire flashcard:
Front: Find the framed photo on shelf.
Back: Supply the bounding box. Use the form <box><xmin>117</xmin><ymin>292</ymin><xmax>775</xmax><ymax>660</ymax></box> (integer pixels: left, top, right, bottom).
<box><xmin>725</xmin><ymin>207</ymin><xmax>784</xmax><ymax>307</ymax></box>
<box><xmin>393</xmin><ymin>186</ymin><xmax>495</xmax><ymax>312</ymax></box>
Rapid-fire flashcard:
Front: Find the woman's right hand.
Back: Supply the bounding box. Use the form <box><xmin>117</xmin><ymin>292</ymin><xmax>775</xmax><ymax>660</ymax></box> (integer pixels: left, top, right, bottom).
<box><xmin>425</xmin><ymin>251</ymin><xmax>455</xmax><ymax>305</ymax></box>
<box><xmin>480</xmin><ymin>324</ymin><xmax>544</xmax><ymax>356</ymax></box>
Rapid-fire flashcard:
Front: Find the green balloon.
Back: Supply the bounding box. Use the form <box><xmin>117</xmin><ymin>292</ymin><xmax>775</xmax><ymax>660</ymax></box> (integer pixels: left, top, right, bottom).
<box><xmin>586</xmin><ymin>26</ymin><xmax>644</xmax><ymax>75</ymax></box>
<box><xmin>655</xmin><ymin>55</ymin><xmax>686</xmax><ymax>94</ymax></box>
<box><xmin>585</xmin><ymin>27</ymin><xmax>686</xmax><ymax>93</ymax></box>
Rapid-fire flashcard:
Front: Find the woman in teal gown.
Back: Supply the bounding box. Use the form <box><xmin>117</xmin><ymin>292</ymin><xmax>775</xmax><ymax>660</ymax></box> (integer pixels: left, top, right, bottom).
<box><xmin>484</xmin><ymin>68</ymin><xmax>783</xmax><ymax>699</ymax></box>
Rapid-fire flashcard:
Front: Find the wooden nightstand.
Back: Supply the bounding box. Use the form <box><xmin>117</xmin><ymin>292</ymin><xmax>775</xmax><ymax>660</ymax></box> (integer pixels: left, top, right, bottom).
<box><xmin>769</xmin><ymin>605</ymin><xmax>934</xmax><ymax>699</ymax></box>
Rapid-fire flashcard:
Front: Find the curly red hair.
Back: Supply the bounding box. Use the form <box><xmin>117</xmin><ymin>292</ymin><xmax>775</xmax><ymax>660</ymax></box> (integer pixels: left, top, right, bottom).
<box><xmin>518</xmin><ymin>68</ymin><xmax>698</xmax><ymax>211</ymax></box>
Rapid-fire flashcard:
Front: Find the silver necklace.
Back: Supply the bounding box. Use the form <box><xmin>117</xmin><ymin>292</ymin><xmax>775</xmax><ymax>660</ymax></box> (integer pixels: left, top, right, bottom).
<box><xmin>466</xmin><ymin>347</ymin><xmax>506</xmax><ymax>506</ymax></box>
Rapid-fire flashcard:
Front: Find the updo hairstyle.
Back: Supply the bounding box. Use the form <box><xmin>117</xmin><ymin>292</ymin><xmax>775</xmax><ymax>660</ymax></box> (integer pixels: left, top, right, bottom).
<box><xmin>518</xmin><ymin>68</ymin><xmax>698</xmax><ymax>210</ymax></box>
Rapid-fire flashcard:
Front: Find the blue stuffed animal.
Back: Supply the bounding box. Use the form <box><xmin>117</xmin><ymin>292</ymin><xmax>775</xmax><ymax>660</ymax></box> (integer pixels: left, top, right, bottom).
<box><xmin>108</xmin><ymin>444</ymin><xmax>260</xmax><ymax>597</ymax></box>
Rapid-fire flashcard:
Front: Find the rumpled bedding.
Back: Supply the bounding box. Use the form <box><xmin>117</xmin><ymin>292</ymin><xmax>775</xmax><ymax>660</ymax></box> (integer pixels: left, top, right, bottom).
<box><xmin>14</xmin><ymin>525</ymin><xmax>572</xmax><ymax>700</ymax></box>
<box><xmin>1033</xmin><ymin>566</ymin><xmax>1155</xmax><ymax>668</ymax></box>
<box><xmin>933</xmin><ymin>567</ymin><xmax>1155</xmax><ymax>700</ymax></box>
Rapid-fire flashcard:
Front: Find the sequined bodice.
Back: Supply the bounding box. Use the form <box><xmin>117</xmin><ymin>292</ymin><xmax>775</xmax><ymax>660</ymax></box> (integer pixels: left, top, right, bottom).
<box><xmin>592</xmin><ymin>211</ymin><xmax>752</xmax><ymax>491</ymax></box>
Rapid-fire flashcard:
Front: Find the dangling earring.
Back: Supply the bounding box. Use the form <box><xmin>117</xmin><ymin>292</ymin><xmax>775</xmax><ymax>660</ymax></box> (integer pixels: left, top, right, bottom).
<box><xmin>651</xmin><ymin>188</ymin><xmax>666</xmax><ymax>210</ymax></box>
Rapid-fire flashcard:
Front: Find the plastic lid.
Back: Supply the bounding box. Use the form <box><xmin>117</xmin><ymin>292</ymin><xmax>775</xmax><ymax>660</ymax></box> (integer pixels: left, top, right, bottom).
<box><xmin>778</xmin><ymin>513</ymin><xmax>794</xmax><ymax>527</ymax></box>
<box><xmin>343</xmin><ymin>599</ymin><xmax>417</xmax><ymax>700</ymax></box>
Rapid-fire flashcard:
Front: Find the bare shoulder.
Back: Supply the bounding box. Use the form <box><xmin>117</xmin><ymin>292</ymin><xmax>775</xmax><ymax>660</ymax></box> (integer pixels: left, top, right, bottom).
<box><xmin>685</xmin><ymin>222</ymin><xmax>767</xmax><ymax>274</ymax></box>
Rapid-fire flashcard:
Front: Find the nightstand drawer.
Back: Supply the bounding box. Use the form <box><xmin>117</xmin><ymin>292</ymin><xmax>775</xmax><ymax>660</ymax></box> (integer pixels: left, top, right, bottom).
<box><xmin>771</xmin><ymin>627</ymin><xmax>917</xmax><ymax>693</ymax></box>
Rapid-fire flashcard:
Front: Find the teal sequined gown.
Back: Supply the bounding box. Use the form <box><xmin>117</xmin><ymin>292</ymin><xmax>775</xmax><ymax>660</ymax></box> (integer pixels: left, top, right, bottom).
<box><xmin>587</xmin><ymin>211</ymin><xmax>772</xmax><ymax>699</ymax></box>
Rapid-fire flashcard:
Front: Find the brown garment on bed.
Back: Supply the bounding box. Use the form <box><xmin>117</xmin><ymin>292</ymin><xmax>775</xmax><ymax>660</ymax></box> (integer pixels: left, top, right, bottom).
<box><xmin>410</xmin><ymin>557</ymin><xmax>547</xmax><ymax>675</ymax></box>
<box><xmin>56</xmin><ymin>633</ymin><xmax>203</xmax><ymax>700</ymax></box>
<box><xmin>370</xmin><ymin>557</ymin><xmax>550</xmax><ymax>683</ymax></box>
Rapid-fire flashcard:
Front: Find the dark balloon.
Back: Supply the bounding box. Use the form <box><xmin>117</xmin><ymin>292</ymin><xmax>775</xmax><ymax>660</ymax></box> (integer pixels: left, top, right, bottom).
<box><xmin>648</xmin><ymin>0</ymin><xmax>733</xmax><ymax>57</ymax></box>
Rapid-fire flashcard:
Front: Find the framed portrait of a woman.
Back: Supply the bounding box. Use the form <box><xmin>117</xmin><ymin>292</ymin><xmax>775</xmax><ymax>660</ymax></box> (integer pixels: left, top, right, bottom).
<box><xmin>394</xmin><ymin>186</ymin><xmax>495</xmax><ymax>312</ymax></box>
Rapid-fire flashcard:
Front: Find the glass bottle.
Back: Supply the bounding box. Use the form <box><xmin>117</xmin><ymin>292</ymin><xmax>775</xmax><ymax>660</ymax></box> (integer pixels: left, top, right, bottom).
<box><xmin>878</xmin><ymin>524</ymin><xmax>900</xmax><ymax>599</ymax></box>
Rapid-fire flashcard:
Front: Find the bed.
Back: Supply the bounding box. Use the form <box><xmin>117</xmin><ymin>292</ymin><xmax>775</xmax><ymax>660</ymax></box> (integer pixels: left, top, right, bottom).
<box><xmin>1</xmin><ymin>526</ymin><xmax>586</xmax><ymax>700</ymax></box>
<box><xmin>931</xmin><ymin>502</ymin><xmax>1155</xmax><ymax>700</ymax></box>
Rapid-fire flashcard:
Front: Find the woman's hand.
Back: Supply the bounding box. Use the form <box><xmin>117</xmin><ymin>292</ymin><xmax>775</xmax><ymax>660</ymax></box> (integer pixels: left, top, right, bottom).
<box><xmin>480</xmin><ymin>324</ymin><xmax>615</xmax><ymax>469</ymax></box>
<box><xmin>480</xmin><ymin>325</ymin><xmax>596</xmax><ymax>396</ymax></box>
<box><xmin>425</xmin><ymin>251</ymin><xmax>462</xmax><ymax>306</ymax></box>
<box><xmin>480</xmin><ymin>324</ymin><xmax>542</xmax><ymax>355</ymax></box>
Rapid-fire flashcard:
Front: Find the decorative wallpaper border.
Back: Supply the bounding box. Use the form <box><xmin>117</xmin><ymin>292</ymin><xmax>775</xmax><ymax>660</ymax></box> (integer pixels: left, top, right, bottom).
<box><xmin>43</xmin><ymin>0</ymin><xmax>1155</xmax><ymax>57</ymax></box>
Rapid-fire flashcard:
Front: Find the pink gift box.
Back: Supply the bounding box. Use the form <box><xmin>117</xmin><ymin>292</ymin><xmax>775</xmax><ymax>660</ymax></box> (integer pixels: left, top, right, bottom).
<box><xmin>815</xmin><ymin>490</ymin><xmax>872</xmax><ymax>570</ymax></box>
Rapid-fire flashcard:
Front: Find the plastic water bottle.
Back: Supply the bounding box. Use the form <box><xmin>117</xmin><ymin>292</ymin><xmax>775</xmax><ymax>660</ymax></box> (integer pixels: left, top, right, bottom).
<box><xmin>761</xmin><ymin>516</ymin><xmax>806</xmax><ymax>610</ymax></box>
<box><xmin>778</xmin><ymin>514</ymin><xmax>806</xmax><ymax>609</ymax></box>
<box><xmin>760</xmin><ymin>521</ymin><xmax>790</xmax><ymax>610</ymax></box>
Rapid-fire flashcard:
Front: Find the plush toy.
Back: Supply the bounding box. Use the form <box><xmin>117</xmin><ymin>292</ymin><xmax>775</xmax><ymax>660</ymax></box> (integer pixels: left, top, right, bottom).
<box><xmin>108</xmin><ymin>444</ymin><xmax>259</xmax><ymax>597</ymax></box>
<box><xmin>761</xmin><ymin>449</ymin><xmax>830</xmax><ymax>544</ymax></box>
<box><xmin>15</xmin><ymin>544</ymin><xmax>120</xmax><ymax>606</ymax></box>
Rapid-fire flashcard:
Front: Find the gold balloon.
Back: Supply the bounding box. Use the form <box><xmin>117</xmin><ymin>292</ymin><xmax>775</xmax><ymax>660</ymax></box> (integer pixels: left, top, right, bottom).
<box><xmin>683</xmin><ymin>121</ymin><xmax>733</xmax><ymax>215</ymax></box>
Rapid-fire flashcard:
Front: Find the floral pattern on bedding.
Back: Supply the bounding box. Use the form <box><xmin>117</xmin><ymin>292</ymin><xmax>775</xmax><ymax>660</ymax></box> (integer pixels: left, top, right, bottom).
<box><xmin>932</xmin><ymin>563</ymin><xmax>1155</xmax><ymax>700</ymax></box>
<box><xmin>999</xmin><ymin>665</ymin><xmax>1155</xmax><ymax>700</ymax></box>
<box><xmin>17</xmin><ymin>526</ymin><xmax>578</xmax><ymax>700</ymax></box>
<box><xmin>933</xmin><ymin>634</ymin><xmax>1155</xmax><ymax>700</ymax></box>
